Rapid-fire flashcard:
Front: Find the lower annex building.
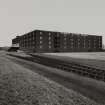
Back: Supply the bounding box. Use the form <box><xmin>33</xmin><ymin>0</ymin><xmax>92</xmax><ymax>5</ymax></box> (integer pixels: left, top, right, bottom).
<box><xmin>12</xmin><ymin>29</ymin><xmax>102</xmax><ymax>52</ymax></box>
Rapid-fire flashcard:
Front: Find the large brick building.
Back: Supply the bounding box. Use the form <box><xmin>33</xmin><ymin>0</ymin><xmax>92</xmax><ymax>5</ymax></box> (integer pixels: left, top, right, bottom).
<box><xmin>12</xmin><ymin>30</ymin><xmax>102</xmax><ymax>52</ymax></box>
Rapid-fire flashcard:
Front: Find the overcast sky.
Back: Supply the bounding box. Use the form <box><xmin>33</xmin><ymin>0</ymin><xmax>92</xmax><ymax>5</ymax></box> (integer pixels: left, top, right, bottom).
<box><xmin>0</xmin><ymin>0</ymin><xmax>105</xmax><ymax>46</ymax></box>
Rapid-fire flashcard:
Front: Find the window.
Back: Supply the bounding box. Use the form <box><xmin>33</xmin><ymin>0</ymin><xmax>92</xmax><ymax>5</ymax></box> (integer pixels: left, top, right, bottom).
<box><xmin>40</xmin><ymin>41</ymin><xmax>42</xmax><ymax>44</ymax></box>
<box><xmin>78</xmin><ymin>42</ymin><xmax>80</xmax><ymax>48</ymax></box>
<box><xmin>78</xmin><ymin>38</ymin><xmax>80</xmax><ymax>41</ymax></box>
<box><xmin>32</xmin><ymin>34</ymin><xmax>35</xmax><ymax>39</ymax></box>
<box><xmin>57</xmin><ymin>33</ymin><xmax>60</xmax><ymax>37</ymax></box>
<box><xmin>84</xmin><ymin>44</ymin><xmax>85</xmax><ymax>48</ymax></box>
<box><xmin>49</xmin><ymin>45</ymin><xmax>51</xmax><ymax>49</ymax></box>
<box><xmin>64</xmin><ymin>34</ymin><xmax>67</xmax><ymax>38</ymax></box>
<box><xmin>40</xmin><ymin>36</ymin><xmax>43</xmax><ymax>40</ymax></box>
<box><xmin>40</xmin><ymin>32</ymin><xmax>42</xmax><ymax>35</ymax></box>
<box><xmin>40</xmin><ymin>45</ymin><xmax>42</xmax><ymax>48</ymax></box>
<box><xmin>64</xmin><ymin>46</ymin><xmax>67</xmax><ymax>49</ymax></box>
<box><xmin>70</xmin><ymin>42</ymin><xmax>73</xmax><ymax>48</ymax></box>
<box><xmin>33</xmin><ymin>36</ymin><xmax>35</xmax><ymax>40</ymax></box>
<box><xmin>64</xmin><ymin>37</ymin><xmax>67</xmax><ymax>40</ymax></box>
<box><xmin>49</xmin><ymin>32</ymin><xmax>51</xmax><ymax>35</ymax></box>
<box><xmin>64</xmin><ymin>42</ymin><xmax>66</xmax><ymax>45</ymax></box>
<box><xmin>49</xmin><ymin>36</ymin><xmax>51</xmax><ymax>40</ymax></box>
<box><xmin>70</xmin><ymin>38</ymin><xmax>73</xmax><ymax>41</ymax></box>
<box><xmin>49</xmin><ymin>41</ymin><xmax>51</xmax><ymax>45</ymax></box>
<box><xmin>33</xmin><ymin>41</ymin><xmax>35</xmax><ymax>44</ymax></box>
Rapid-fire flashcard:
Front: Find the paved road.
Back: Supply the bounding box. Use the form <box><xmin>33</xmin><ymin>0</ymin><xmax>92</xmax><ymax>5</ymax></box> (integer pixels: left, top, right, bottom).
<box><xmin>5</xmin><ymin>52</ymin><xmax>105</xmax><ymax>105</ymax></box>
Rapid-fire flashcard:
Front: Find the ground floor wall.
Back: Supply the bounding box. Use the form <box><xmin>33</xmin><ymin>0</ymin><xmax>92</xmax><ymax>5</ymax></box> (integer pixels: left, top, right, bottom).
<box><xmin>19</xmin><ymin>47</ymin><xmax>102</xmax><ymax>53</ymax></box>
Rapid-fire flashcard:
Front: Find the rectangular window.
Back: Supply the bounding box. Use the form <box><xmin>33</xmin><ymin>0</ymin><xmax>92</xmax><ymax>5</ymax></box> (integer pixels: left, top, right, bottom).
<box><xmin>33</xmin><ymin>34</ymin><xmax>35</xmax><ymax>39</ymax></box>
<box><xmin>70</xmin><ymin>38</ymin><xmax>73</xmax><ymax>41</ymax></box>
<box><xmin>40</xmin><ymin>32</ymin><xmax>42</xmax><ymax>35</ymax></box>
<box><xmin>49</xmin><ymin>32</ymin><xmax>51</xmax><ymax>35</ymax></box>
<box><xmin>64</xmin><ymin>34</ymin><xmax>67</xmax><ymax>37</ymax></box>
<box><xmin>84</xmin><ymin>44</ymin><xmax>85</xmax><ymax>48</ymax></box>
<box><xmin>40</xmin><ymin>41</ymin><xmax>42</xmax><ymax>44</ymax></box>
<box><xmin>49</xmin><ymin>45</ymin><xmax>51</xmax><ymax>49</ymax></box>
<box><xmin>78</xmin><ymin>39</ymin><xmax>80</xmax><ymax>42</ymax></box>
<box><xmin>64</xmin><ymin>42</ymin><xmax>66</xmax><ymax>45</ymax></box>
<box><xmin>40</xmin><ymin>45</ymin><xmax>42</xmax><ymax>48</ymax></box>
<box><xmin>49</xmin><ymin>37</ymin><xmax>51</xmax><ymax>40</ymax></box>
<box><xmin>57</xmin><ymin>33</ymin><xmax>60</xmax><ymax>37</ymax></box>
<box><xmin>33</xmin><ymin>41</ymin><xmax>35</xmax><ymax>44</ymax></box>
<box><xmin>40</xmin><ymin>36</ymin><xmax>43</xmax><ymax>40</ymax></box>
<box><xmin>64</xmin><ymin>38</ymin><xmax>67</xmax><ymax>40</ymax></box>
<box><xmin>78</xmin><ymin>42</ymin><xmax>80</xmax><ymax>48</ymax></box>
<box><xmin>64</xmin><ymin>46</ymin><xmax>67</xmax><ymax>49</ymax></box>
<box><xmin>49</xmin><ymin>41</ymin><xmax>51</xmax><ymax>45</ymax></box>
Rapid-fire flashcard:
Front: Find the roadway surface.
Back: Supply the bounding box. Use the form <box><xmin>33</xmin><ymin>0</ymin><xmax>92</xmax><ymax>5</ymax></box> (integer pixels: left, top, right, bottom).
<box><xmin>0</xmin><ymin>51</ymin><xmax>105</xmax><ymax>105</ymax></box>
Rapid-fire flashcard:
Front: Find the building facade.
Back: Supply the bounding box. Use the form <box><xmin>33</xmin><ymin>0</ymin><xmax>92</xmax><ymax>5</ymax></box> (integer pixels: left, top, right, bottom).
<box><xmin>12</xmin><ymin>36</ymin><xmax>20</xmax><ymax>47</ymax></box>
<box><xmin>12</xmin><ymin>30</ymin><xmax>102</xmax><ymax>52</ymax></box>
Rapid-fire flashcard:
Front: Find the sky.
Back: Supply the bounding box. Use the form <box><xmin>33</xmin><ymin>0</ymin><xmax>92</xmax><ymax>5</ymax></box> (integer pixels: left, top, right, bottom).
<box><xmin>0</xmin><ymin>0</ymin><xmax>105</xmax><ymax>47</ymax></box>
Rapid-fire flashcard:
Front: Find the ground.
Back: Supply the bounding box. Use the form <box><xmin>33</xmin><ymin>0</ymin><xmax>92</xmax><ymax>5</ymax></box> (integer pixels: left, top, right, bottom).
<box><xmin>0</xmin><ymin>51</ymin><xmax>104</xmax><ymax>105</ymax></box>
<box><xmin>44</xmin><ymin>52</ymin><xmax>105</xmax><ymax>70</ymax></box>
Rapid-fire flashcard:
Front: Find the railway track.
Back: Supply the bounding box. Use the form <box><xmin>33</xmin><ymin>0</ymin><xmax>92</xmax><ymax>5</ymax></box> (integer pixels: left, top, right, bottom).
<box><xmin>8</xmin><ymin>53</ymin><xmax>105</xmax><ymax>82</ymax></box>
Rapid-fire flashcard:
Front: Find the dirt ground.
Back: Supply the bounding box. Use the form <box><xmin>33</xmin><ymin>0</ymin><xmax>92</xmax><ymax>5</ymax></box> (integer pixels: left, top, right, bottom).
<box><xmin>43</xmin><ymin>52</ymin><xmax>105</xmax><ymax>70</ymax></box>
<box><xmin>0</xmin><ymin>51</ymin><xmax>101</xmax><ymax>105</ymax></box>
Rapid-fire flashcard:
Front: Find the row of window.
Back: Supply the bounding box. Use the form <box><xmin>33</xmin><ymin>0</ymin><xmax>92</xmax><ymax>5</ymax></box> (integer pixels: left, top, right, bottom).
<box><xmin>20</xmin><ymin>44</ymin><xmax>102</xmax><ymax>49</ymax></box>
<box><xmin>22</xmin><ymin>37</ymin><xmax>101</xmax><ymax>42</ymax></box>
<box><xmin>39</xmin><ymin>31</ymin><xmax>101</xmax><ymax>38</ymax></box>
<box><xmin>39</xmin><ymin>36</ymin><xmax>101</xmax><ymax>42</ymax></box>
<box><xmin>20</xmin><ymin>42</ymin><xmax>102</xmax><ymax>48</ymax></box>
<box><xmin>20</xmin><ymin>40</ymin><xmax>101</xmax><ymax>45</ymax></box>
<box><xmin>38</xmin><ymin>45</ymin><xmax>102</xmax><ymax>49</ymax></box>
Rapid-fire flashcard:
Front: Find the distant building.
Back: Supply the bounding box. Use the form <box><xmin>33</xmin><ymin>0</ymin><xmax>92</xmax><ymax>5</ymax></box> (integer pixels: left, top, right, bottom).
<box><xmin>12</xmin><ymin>30</ymin><xmax>102</xmax><ymax>52</ymax></box>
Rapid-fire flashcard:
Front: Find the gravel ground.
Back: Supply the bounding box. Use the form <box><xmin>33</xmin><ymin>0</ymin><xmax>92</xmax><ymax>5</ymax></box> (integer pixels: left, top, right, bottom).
<box><xmin>0</xmin><ymin>52</ymin><xmax>101</xmax><ymax>105</ymax></box>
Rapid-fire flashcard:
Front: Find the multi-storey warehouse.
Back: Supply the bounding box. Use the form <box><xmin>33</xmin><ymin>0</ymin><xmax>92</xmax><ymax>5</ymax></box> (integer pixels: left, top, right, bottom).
<box><xmin>12</xmin><ymin>30</ymin><xmax>102</xmax><ymax>52</ymax></box>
